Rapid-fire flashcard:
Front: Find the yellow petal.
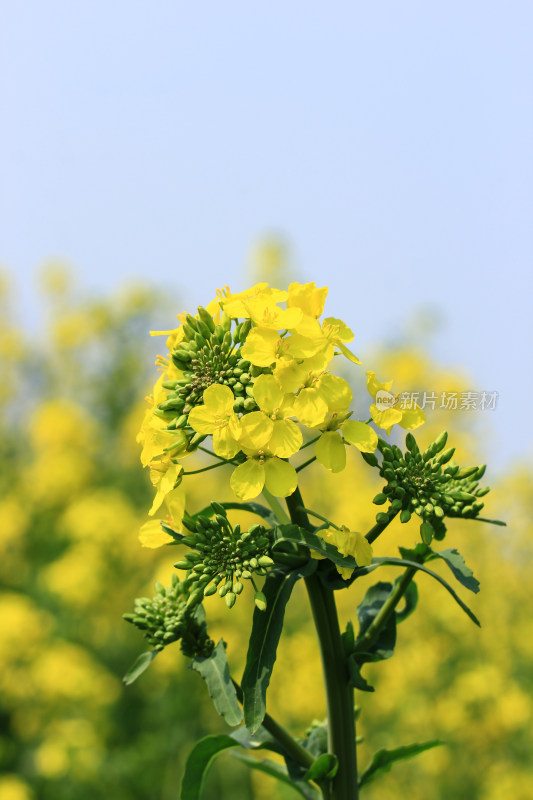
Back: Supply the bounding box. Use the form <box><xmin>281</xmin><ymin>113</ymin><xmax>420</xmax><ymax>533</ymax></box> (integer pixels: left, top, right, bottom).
<box><xmin>230</xmin><ymin>459</ymin><xmax>265</xmax><ymax>501</ymax></box>
<box><xmin>399</xmin><ymin>404</ymin><xmax>426</xmax><ymax>430</ymax></box>
<box><xmin>268</xmin><ymin>419</ymin><xmax>303</xmax><ymax>458</ymax></box>
<box><xmin>318</xmin><ymin>374</ymin><xmax>353</xmax><ymax>412</ymax></box>
<box><xmin>263</xmin><ymin>458</ymin><xmax>298</xmax><ymax>498</ymax></box>
<box><xmin>370</xmin><ymin>404</ymin><xmax>403</xmax><ymax>431</ymax></box>
<box><xmin>348</xmin><ymin>531</ymin><xmax>373</xmax><ymax>567</ymax></box>
<box><xmin>188</xmin><ymin>404</ymin><xmax>216</xmax><ymax>434</ymax></box>
<box><xmin>149</xmin><ymin>463</ymin><xmax>182</xmax><ymax>516</ymax></box>
<box><xmin>238</xmin><ymin>411</ymin><xmax>274</xmax><ymax>449</ymax></box>
<box><xmin>315</xmin><ymin>431</ymin><xmax>346</xmax><ymax>472</ymax></box>
<box><xmin>287</xmin><ymin>282</ymin><xmax>328</xmax><ymax>318</ymax></box>
<box><xmin>138</xmin><ymin>520</ymin><xmax>174</xmax><ymax>548</ymax></box>
<box><xmin>165</xmin><ymin>486</ymin><xmax>186</xmax><ymax>526</ymax></box>
<box><xmin>341</xmin><ymin>420</ymin><xmax>378</xmax><ymax>453</ymax></box>
<box><xmin>213</xmin><ymin>426</ymin><xmax>241</xmax><ymax>459</ymax></box>
<box><xmin>203</xmin><ymin>383</ymin><xmax>235</xmax><ymax>413</ymax></box>
<box><xmin>366</xmin><ymin>371</ymin><xmax>394</xmax><ymax>399</ymax></box>
<box><xmin>323</xmin><ymin>317</ymin><xmax>354</xmax><ymax>343</ymax></box>
<box><xmin>253</xmin><ymin>374</ymin><xmax>283</xmax><ymax>413</ymax></box>
<box><xmin>336</xmin><ymin>341</ymin><xmax>361</xmax><ymax>365</ymax></box>
<box><xmin>241</xmin><ymin>328</ymin><xmax>281</xmax><ymax>367</ymax></box>
<box><xmin>273</xmin><ymin>359</ymin><xmax>308</xmax><ymax>394</ymax></box>
<box><xmin>286</xmin><ymin>333</ymin><xmax>324</xmax><ymax>359</ymax></box>
<box><xmin>293</xmin><ymin>388</ymin><xmax>328</xmax><ymax>428</ymax></box>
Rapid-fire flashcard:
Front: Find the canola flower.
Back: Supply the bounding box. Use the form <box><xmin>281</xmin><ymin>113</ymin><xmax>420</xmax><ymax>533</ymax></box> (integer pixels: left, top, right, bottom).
<box><xmin>137</xmin><ymin>281</ymin><xmax>403</xmax><ymax>538</ymax></box>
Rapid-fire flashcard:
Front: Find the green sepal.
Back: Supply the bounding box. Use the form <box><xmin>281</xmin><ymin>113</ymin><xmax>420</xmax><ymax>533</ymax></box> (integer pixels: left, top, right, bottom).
<box><xmin>122</xmin><ymin>650</ymin><xmax>158</xmax><ymax>686</ymax></box>
<box><xmin>191</xmin><ymin>640</ymin><xmax>243</xmax><ymax>727</ymax></box>
<box><xmin>358</xmin><ymin>740</ymin><xmax>445</xmax><ymax>788</ymax></box>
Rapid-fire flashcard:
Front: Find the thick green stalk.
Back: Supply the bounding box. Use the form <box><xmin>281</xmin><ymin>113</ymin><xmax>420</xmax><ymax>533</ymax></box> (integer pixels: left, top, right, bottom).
<box><xmin>286</xmin><ymin>489</ymin><xmax>359</xmax><ymax>800</ymax></box>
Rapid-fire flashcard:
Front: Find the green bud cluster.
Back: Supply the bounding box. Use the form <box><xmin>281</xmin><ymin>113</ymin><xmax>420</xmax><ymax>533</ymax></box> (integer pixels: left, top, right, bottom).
<box><xmin>175</xmin><ymin>503</ymin><xmax>274</xmax><ymax>610</ymax></box>
<box><xmin>158</xmin><ymin>308</ymin><xmax>258</xmax><ymax>423</ymax></box>
<box><xmin>123</xmin><ymin>574</ymin><xmax>213</xmax><ymax>658</ymax></box>
<box><xmin>370</xmin><ymin>431</ymin><xmax>490</xmax><ymax>544</ymax></box>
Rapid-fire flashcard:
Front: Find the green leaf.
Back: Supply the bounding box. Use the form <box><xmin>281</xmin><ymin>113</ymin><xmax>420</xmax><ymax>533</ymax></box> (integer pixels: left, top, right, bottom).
<box><xmin>355</xmin><ymin>581</ymin><xmax>397</xmax><ymax>663</ymax></box>
<box><xmin>430</xmin><ymin>548</ymin><xmax>480</xmax><ymax>593</ymax></box>
<box><xmin>122</xmin><ymin>650</ymin><xmax>157</xmax><ymax>686</ymax></box>
<box><xmin>191</xmin><ymin>640</ymin><xmax>243</xmax><ymax>727</ymax></box>
<box><xmin>371</xmin><ymin>557</ymin><xmax>481</xmax><ymax>627</ymax></box>
<box><xmin>241</xmin><ymin>563</ymin><xmax>314</xmax><ymax>733</ymax></box>
<box><xmin>358</xmin><ymin>740</ymin><xmax>445</xmax><ymax>788</ymax></box>
<box><xmin>231</xmin><ymin>753</ymin><xmax>320</xmax><ymax>800</ymax></box>
<box><xmin>229</xmin><ymin>725</ymin><xmax>284</xmax><ymax>755</ymax></box>
<box><xmin>273</xmin><ymin>524</ymin><xmax>360</xmax><ymax>570</ymax></box>
<box><xmin>395</xmin><ymin>579</ymin><xmax>418</xmax><ymax>624</ymax></box>
<box><xmin>180</xmin><ymin>735</ymin><xmax>237</xmax><ymax>800</ymax></box>
<box><xmin>303</xmin><ymin>753</ymin><xmax>338</xmax><ymax>782</ymax></box>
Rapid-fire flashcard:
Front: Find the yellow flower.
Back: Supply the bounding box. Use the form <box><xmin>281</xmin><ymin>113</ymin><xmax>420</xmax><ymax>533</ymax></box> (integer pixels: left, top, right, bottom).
<box><xmin>366</xmin><ymin>371</ymin><xmax>425</xmax><ymax>434</ymax></box>
<box><xmin>139</xmin><ymin>486</ymin><xmax>186</xmax><ymax>548</ymax></box>
<box><xmin>187</xmin><ymin>384</ymin><xmax>241</xmax><ymax>459</ymax></box>
<box><xmin>240</xmin><ymin>295</ymin><xmax>303</xmax><ymax>330</ymax></box>
<box><xmin>148</xmin><ymin>459</ymin><xmax>183</xmax><ymax>516</ymax></box>
<box><xmin>317</xmin><ymin>525</ymin><xmax>373</xmax><ymax>578</ymax></box>
<box><xmin>215</xmin><ymin>283</ymin><xmax>287</xmax><ymax>319</ymax></box>
<box><xmin>293</xmin><ymin>374</ymin><xmax>378</xmax><ymax>471</ymax></box>
<box><xmin>293</xmin><ymin>373</ymin><xmax>352</xmax><ymax>429</ymax></box>
<box><xmin>230</xmin><ymin>451</ymin><xmax>298</xmax><ymax>501</ymax></box>
<box><xmin>241</xmin><ymin>327</ymin><xmax>321</xmax><ymax>368</ymax></box>
<box><xmin>315</xmin><ymin>420</ymin><xmax>378</xmax><ymax>473</ymax></box>
<box><xmin>238</xmin><ymin>374</ymin><xmax>302</xmax><ymax>458</ymax></box>
<box><xmin>287</xmin><ymin>281</ymin><xmax>328</xmax><ymax>319</ymax></box>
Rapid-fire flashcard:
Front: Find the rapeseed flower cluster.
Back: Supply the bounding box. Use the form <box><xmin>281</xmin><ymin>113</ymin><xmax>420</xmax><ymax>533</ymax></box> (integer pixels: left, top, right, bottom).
<box><xmin>138</xmin><ymin>282</ymin><xmax>426</xmax><ymax>541</ymax></box>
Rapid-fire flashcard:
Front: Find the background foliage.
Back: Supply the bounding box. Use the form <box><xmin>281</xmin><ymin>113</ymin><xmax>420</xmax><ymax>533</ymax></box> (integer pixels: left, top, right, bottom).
<box><xmin>0</xmin><ymin>266</ymin><xmax>531</xmax><ymax>800</ymax></box>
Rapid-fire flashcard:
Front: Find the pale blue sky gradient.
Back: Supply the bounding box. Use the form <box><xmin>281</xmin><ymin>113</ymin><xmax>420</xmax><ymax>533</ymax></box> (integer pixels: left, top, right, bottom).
<box><xmin>1</xmin><ymin>1</ymin><xmax>532</xmax><ymax>471</ymax></box>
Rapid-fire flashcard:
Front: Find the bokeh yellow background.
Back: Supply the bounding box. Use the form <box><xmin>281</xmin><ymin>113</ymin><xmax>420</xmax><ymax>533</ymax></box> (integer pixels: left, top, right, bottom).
<box><xmin>0</xmin><ymin>264</ymin><xmax>531</xmax><ymax>800</ymax></box>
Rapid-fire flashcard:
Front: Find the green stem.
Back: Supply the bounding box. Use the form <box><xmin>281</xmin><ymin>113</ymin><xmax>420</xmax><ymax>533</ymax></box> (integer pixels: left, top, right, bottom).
<box><xmin>296</xmin><ymin>456</ymin><xmax>317</xmax><ymax>473</ymax></box>
<box><xmin>286</xmin><ymin>489</ymin><xmax>359</xmax><ymax>800</ymax></box>
<box><xmin>365</xmin><ymin>508</ymin><xmax>399</xmax><ymax>544</ymax></box>
<box><xmin>262</xmin><ymin>487</ymin><xmax>291</xmax><ymax>524</ymax></box>
<box><xmin>353</xmin><ymin>566</ymin><xmax>416</xmax><ymax>654</ymax></box>
<box><xmin>182</xmin><ymin>461</ymin><xmax>232</xmax><ymax>476</ymax></box>
<box><xmin>298</xmin><ymin>506</ymin><xmax>340</xmax><ymax>529</ymax></box>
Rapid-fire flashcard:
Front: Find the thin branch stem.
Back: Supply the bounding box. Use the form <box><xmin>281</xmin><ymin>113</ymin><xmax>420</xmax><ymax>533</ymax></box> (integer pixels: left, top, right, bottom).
<box><xmin>182</xmin><ymin>461</ymin><xmax>232</xmax><ymax>476</ymax></box>
<box><xmin>262</xmin><ymin>487</ymin><xmax>291</xmax><ymax>524</ymax></box>
<box><xmin>353</xmin><ymin>566</ymin><xmax>417</xmax><ymax>654</ymax></box>
<box><xmin>365</xmin><ymin>508</ymin><xmax>399</xmax><ymax>544</ymax></box>
<box><xmin>298</xmin><ymin>507</ymin><xmax>340</xmax><ymax>530</ymax></box>
<box><xmin>296</xmin><ymin>456</ymin><xmax>317</xmax><ymax>473</ymax></box>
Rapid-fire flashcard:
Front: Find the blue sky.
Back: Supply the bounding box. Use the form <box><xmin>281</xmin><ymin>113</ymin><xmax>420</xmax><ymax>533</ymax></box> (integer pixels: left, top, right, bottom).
<box><xmin>1</xmin><ymin>1</ymin><xmax>532</xmax><ymax>472</ymax></box>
